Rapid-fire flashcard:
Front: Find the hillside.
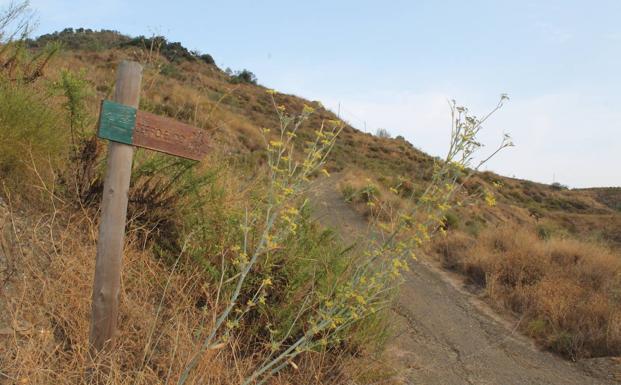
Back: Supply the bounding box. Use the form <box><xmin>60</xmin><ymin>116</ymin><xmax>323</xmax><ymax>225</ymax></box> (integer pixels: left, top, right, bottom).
<box><xmin>1</xmin><ymin>28</ymin><xmax>620</xmax><ymax>384</ymax></box>
<box><xmin>28</xmin><ymin>29</ymin><xmax>621</xmax><ymax>245</ymax></box>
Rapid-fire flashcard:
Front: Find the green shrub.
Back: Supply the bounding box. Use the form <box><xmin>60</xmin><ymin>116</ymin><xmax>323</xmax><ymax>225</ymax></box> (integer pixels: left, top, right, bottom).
<box><xmin>464</xmin><ymin>218</ymin><xmax>484</xmax><ymax>237</ymax></box>
<box><xmin>230</xmin><ymin>69</ymin><xmax>257</xmax><ymax>84</ymax></box>
<box><xmin>551</xmin><ymin>182</ymin><xmax>568</xmax><ymax>190</ymax></box>
<box><xmin>0</xmin><ymin>80</ymin><xmax>67</xmax><ymax>193</ymax></box>
<box><xmin>341</xmin><ymin>183</ymin><xmax>357</xmax><ymax>202</ymax></box>
<box><xmin>124</xmin><ymin>36</ymin><xmax>197</xmax><ymax>63</ymax></box>
<box><xmin>198</xmin><ymin>53</ymin><xmax>215</xmax><ymax>65</ymax></box>
<box><xmin>359</xmin><ymin>184</ymin><xmax>379</xmax><ymax>202</ymax></box>
<box><xmin>527</xmin><ymin>318</ymin><xmax>547</xmax><ymax>337</ymax></box>
<box><xmin>247</xmin><ymin>211</ymin><xmax>355</xmax><ymax>345</ymax></box>
<box><xmin>527</xmin><ymin>205</ymin><xmax>544</xmax><ymax>221</ymax></box>
<box><xmin>128</xmin><ymin>154</ymin><xmax>223</xmax><ymax>256</ymax></box>
<box><xmin>536</xmin><ymin>224</ymin><xmax>553</xmax><ymax>240</ymax></box>
<box><xmin>442</xmin><ymin>211</ymin><xmax>460</xmax><ymax>230</ymax></box>
<box><xmin>54</xmin><ymin>69</ymin><xmax>91</xmax><ymax>139</ymax></box>
<box><xmin>159</xmin><ymin>63</ymin><xmax>181</xmax><ymax>78</ymax></box>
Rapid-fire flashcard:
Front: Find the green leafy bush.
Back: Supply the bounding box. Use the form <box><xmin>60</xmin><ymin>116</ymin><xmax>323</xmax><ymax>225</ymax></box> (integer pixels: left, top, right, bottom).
<box><xmin>230</xmin><ymin>69</ymin><xmax>257</xmax><ymax>84</ymax></box>
<box><xmin>198</xmin><ymin>53</ymin><xmax>215</xmax><ymax>65</ymax></box>
<box><xmin>442</xmin><ymin>211</ymin><xmax>460</xmax><ymax>230</ymax></box>
<box><xmin>551</xmin><ymin>182</ymin><xmax>568</xmax><ymax>190</ymax></box>
<box><xmin>536</xmin><ymin>224</ymin><xmax>553</xmax><ymax>240</ymax></box>
<box><xmin>0</xmin><ymin>80</ymin><xmax>67</xmax><ymax>193</ymax></box>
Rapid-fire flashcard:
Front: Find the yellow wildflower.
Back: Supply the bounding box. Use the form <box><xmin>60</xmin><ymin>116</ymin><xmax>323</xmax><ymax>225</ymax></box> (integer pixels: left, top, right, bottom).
<box><xmin>269</xmin><ymin>140</ymin><xmax>283</xmax><ymax>148</ymax></box>
<box><xmin>285</xmin><ymin>207</ymin><xmax>299</xmax><ymax>216</ymax></box>
<box><xmin>438</xmin><ymin>203</ymin><xmax>450</xmax><ymax>212</ymax></box>
<box><xmin>485</xmin><ymin>191</ymin><xmax>496</xmax><ymax>207</ymax></box>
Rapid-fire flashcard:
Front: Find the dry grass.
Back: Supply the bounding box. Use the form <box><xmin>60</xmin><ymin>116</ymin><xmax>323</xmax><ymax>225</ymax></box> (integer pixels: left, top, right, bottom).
<box><xmin>0</xmin><ymin>199</ymin><xmax>388</xmax><ymax>384</ymax></box>
<box><xmin>434</xmin><ymin>225</ymin><xmax>621</xmax><ymax>359</ymax></box>
<box><xmin>1</xmin><ymin>202</ymin><xmax>239</xmax><ymax>384</ymax></box>
<box><xmin>337</xmin><ymin>170</ymin><xmax>408</xmax><ymax>222</ymax></box>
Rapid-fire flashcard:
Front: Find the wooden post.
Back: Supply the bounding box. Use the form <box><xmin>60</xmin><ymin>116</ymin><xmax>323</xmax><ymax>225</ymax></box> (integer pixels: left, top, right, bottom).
<box><xmin>89</xmin><ymin>61</ymin><xmax>142</xmax><ymax>354</ymax></box>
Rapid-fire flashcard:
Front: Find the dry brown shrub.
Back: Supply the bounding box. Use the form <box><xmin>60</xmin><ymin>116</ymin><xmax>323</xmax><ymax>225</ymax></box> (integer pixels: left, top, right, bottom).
<box><xmin>433</xmin><ymin>231</ymin><xmax>474</xmax><ymax>272</ymax></box>
<box><xmin>436</xmin><ymin>224</ymin><xmax>621</xmax><ymax>358</ymax></box>
<box><xmin>337</xmin><ymin>170</ymin><xmax>410</xmax><ymax>222</ymax></box>
<box><xmin>1</xmin><ymin>206</ymin><xmax>235</xmax><ymax>384</ymax></box>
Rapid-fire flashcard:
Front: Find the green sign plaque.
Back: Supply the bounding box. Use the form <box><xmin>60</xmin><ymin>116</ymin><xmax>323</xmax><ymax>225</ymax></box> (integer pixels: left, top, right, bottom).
<box><xmin>97</xmin><ymin>100</ymin><xmax>137</xmax><ymax>145</ymax></box>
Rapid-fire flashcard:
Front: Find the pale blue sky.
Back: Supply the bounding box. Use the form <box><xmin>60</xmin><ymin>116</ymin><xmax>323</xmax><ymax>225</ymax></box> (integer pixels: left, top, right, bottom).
<box><xmin>15</xmin><ymin>0</ymin><xmax>621</xmax><ymax>187</ymax></box>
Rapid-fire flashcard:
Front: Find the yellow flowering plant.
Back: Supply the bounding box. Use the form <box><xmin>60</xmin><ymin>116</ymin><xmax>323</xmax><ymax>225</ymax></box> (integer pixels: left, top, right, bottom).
<box><xmin>180</xmin><ymin>94</ymin><xmax>511</xmax><ymax>385</ymax></box>
<box><xmin>179</xmin><ymin>93</ymin><xmax>343</xmax><ymax>384</ymax></box>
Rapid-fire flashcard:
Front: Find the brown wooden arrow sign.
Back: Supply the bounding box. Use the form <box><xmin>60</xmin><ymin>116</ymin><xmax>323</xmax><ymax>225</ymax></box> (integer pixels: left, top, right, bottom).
<box><xmin>97</xmin><ymin>100</ymin><xmax>209</xmax><ymax>161</ymax></box>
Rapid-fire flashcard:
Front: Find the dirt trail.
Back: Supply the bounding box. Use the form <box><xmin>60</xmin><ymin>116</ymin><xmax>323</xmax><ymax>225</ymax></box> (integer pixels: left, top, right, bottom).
<box><xmin>310</xmin><ymin>176</ymin><xmax>619</xmax><ymax>385</ymax></box>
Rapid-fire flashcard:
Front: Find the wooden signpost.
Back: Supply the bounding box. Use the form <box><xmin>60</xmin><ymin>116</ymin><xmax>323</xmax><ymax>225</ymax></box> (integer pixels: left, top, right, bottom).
<box><xmin>89</xmin><ymin>60</ymin><xmax>209</xmax><ymax>354</ymax></box>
